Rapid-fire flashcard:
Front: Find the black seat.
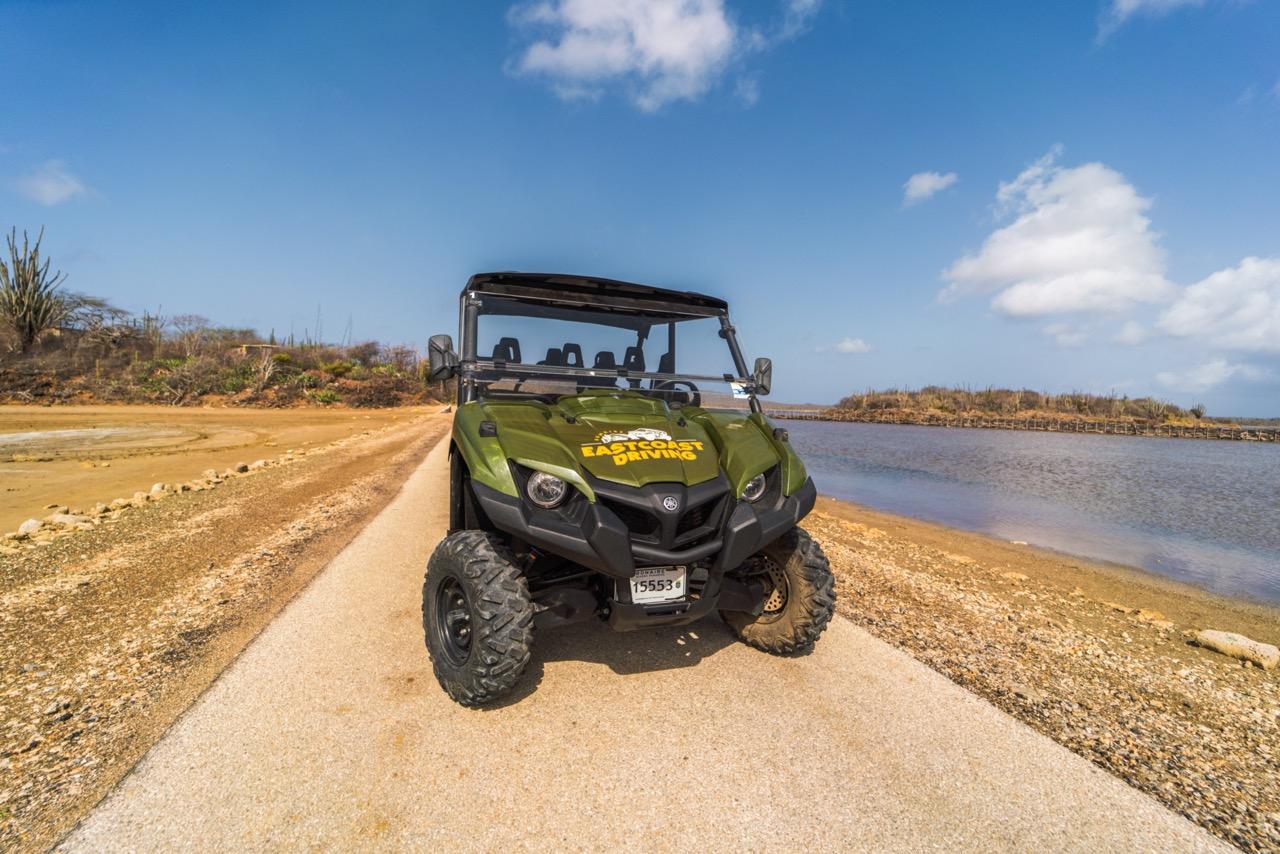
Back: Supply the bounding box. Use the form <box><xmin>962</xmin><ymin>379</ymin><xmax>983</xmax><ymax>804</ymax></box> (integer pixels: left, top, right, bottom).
<box><xmin>578</xmin><ymin>350</ymin><xmax>619</xmax><ymax>390</ymax></box>
<box><xmin>561</xmin><ymin>343</ymin><xmax>584</xmax><ymax>368</ymax></box>
<box><xmin>648</xmin><ymin>352</ymin><xmax>676</xmax><ymax>392</ymax></box>
<box><xmin>491</xmin><ymin>337</ymin><xmax>521</xmax><ymax>364</ymax></box>
<box><xmin>538</xmin><ymin>347</ymin><xmax>563</xmax><ymax>366</ymax></box>
<box><xmin>622</xmin><ymin>346</ymin><xmax>645</xmax><ymax>372</ymax></box>
<box><xmin>622</xmin><ymin>346</ymin><xmax>645</xmax><ymax>388</ymax></box>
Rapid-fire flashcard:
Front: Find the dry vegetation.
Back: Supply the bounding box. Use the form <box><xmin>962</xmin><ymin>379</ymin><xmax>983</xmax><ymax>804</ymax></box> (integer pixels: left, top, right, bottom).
<box><xmin>0</xmin><ymin>228</ymin><xmax>443</xmax><ymax>408</ymax></box>
<box><xmin>833</xmin><ymin>386</ymin><xmax>1215</xmax><ymax>425</ymax></box>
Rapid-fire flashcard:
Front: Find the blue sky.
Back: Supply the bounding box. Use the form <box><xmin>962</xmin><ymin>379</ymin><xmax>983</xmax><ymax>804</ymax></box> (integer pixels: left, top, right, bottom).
<box><xmin>2</xmin><ymin>0</ymin><xmax>1278</xmax><ymax>414</ymax></box>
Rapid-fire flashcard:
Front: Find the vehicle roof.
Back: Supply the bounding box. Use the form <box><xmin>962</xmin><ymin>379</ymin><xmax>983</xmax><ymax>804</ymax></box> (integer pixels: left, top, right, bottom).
<box><xmin>463</xmin><ymin>272</ymin><xmax>728</xmax><ymax>315</ymax></box>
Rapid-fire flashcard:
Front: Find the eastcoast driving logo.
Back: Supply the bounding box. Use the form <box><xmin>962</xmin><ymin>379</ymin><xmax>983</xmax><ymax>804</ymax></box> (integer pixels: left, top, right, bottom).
<box><xmin>579</xmin><ymin>427</ymin><xmax>704</xmax><ymax>467</ymax></box>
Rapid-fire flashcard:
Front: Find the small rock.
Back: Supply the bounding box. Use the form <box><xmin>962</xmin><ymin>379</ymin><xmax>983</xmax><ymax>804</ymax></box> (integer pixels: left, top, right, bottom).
<box><xmin>1001</xmin><ymin>571</ymin><xmax>1029</xmax><ymax>582</ymax></box>
<box><xmin>49</xmin><ymin>513</ymin><xmax>92</xmax><ymax>527</ymax></box>
<box><xmin>1192</xmin><ymin>630</ymin><xmax>1279</xmax><ymax>670</ymax></box>
<box><xmin>1135</xmin><ymin>609</ymin><xmax>1173</xmax><ymax>629</ymax></box>
<box><xmin>234</xmin><ymin>462</ymin><xmax>249</xmax><ymax>474</ymax></box>
<box><xmin>110</xmin><ymin>498</ymin><xmax>132</xmax><ymax>509</ymax></box>
<box><xmin>1010</xmin><ymin>682</ymin><xmax>1045</xmax><ymax>703</ymax></box>
<box><xmin>1010</xmin><ymin>540</ymin><xmax>1029</xmax><ymax>546</ymax></box>
<box><xmin>17</xmin><ymin>518</ymin><xmax>43</xmax><ymax>536</ymax></box>
<box><xmin>202</xmin><ymin>469</ymin><xmax>219</xmax><ymax>480</ymax></box>
<box><xmin>249</xmin><ymin>459</ymin><xmax>267</xmax><ymax>470</ymax></box>
<box><xmin>1103</xmin><ymin>601</ymin><xmax>1136</xmax><ymax>615</ymax></box>
<box><xmin>150</xmin><ymin>483</ymin><xmax>168</xmax><ymax>494</ymax></box>
<box><xmin>92</xmin><ymin>503</ymin><xmax>110</xmax><ymax>516</ymax></box>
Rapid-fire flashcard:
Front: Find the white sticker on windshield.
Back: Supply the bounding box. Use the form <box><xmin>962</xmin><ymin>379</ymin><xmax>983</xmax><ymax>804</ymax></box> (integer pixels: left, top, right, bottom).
<box><xmin>730</xmin><ymin>382</ymin><xmax>749</xmax><ymax>400</ymax></box>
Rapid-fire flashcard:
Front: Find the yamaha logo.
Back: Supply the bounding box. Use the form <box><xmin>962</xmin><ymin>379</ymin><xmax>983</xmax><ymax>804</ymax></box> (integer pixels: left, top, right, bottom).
<box><xmin>662</xmin><ymin>496</ymin><xmax>680</xmax><ymax>512</ymax></box>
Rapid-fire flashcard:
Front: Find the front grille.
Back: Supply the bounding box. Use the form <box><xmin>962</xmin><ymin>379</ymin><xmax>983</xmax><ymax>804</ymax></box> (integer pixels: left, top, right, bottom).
<box><xmin>675</xmin><ymin>503</ymin><xmax>710</xmax><ymax>537</ymax></box>
<box><xmin>601</xmin><ymin>499</ymin><xmax>658</xmax><ymax>538</ymax></box>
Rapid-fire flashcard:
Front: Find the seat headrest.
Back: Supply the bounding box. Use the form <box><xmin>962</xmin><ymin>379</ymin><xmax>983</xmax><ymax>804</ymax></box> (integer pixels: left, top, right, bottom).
<box><xmin>657</xmin><ymin>352</ymin><xmax>674</xmax><ymax>374</ymax></box>
<box><xmin>561</xmin><ymin>343</ymin><xmax>584</xmax><ymax>367</ymax></box>
<box><xmin>492</xmin><ymin>336</ymin><xmax>521</xmax><ymax>363</ymax></box>
<box><xmin>539</xmin><ymin>347</ymin><xmax>563</xmax><ymax>366</ymax></box>
<box><xmin>593</xmin><ymin>351</ymin><xmax>617</xmax><ymax>370</ymax></box>
<box><xmin>623</xmin><ymin>346</ymin><xmax>645</xmax><ymax>372</ymax></box>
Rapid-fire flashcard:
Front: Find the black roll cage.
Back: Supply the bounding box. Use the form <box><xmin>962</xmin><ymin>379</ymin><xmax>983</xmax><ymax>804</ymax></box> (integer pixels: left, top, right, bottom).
<box><xmin>456</xmin><ymin>273</ymin><xmax>760</xmax><ymax>412</ymax></box>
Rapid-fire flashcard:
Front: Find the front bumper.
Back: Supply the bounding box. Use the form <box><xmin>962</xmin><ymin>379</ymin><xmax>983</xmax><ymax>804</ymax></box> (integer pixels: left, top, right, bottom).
<box><xmin>469</xmin><ymin>475</ymin><xmax>816</xmax><ymax>579</ymax></box>
<box><xmin>470</xmin><ymin>474</ymin><xmax>815</xmax><ymax>631</ymax></box>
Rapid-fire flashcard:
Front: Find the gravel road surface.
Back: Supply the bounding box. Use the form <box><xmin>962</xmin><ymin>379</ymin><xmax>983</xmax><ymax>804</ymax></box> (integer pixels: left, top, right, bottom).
<box><xmin>62</xmin><ymin>438</ymin><xmax>1231</xmax><ymax>852</ymax></box>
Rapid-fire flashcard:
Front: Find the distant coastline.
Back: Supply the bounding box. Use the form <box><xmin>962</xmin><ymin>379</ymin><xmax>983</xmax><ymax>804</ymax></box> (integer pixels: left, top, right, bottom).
<box><xmin>768</xmin><ymin>408</ymin><xmax>1280</xmax><ymax>442</ymax></box>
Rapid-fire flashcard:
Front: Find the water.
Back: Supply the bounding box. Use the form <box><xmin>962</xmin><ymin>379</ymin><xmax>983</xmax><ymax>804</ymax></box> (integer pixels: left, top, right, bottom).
<box><xmin>786</xmin><ymin>420</ymin><xmax>1280</xmax><ymax>603</ymax></box>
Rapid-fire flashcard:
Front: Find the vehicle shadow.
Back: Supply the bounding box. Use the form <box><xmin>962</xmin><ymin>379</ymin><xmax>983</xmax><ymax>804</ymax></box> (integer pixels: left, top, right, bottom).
<box><xmin>483</xmin><ymin>616</ymin><xmax>741</xmax><ymax>709</ymax></box>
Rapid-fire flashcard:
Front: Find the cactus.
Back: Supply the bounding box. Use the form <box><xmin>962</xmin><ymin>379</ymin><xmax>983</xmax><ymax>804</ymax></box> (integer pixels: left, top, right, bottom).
<box><xmin>0</xmin><ymin>228</ymin><xmax>70</xmax><ymax>353</ymax></box>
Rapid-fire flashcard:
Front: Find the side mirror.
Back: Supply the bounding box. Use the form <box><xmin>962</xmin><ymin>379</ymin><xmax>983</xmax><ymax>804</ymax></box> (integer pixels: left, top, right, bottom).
<box><xmin>752</xmin><ymin>357</ymin><xmax>772</xmax><ymax>396</ymax></box>
<box><xmin>428</xmin><ymin>334</ymin><xmax>459</xmax><ymax>381</ymax></box>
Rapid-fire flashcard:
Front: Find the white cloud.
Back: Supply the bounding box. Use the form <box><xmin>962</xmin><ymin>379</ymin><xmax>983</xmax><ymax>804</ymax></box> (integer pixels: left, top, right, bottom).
<box><xmin>1099</xmin><ymin>0</ymin><xmax>1207</xmax><ymax>39</ymax></box>
<box><xmin>902</xmin><ymin>171</ymin><xmax>958</xmax><ymax>206</ymax></box>
<box><xmin>1043</xmin><ymin>322</ymin><xmax>1088</xmax><ymax>348</ymax></box>
<box><xmin>16</xmin><ymin>160</ymin><xmax>86</xmax><ymax>206</ymax></box>
<box><xmin>779</xmin><ymin>0</ymin><xmax>822</xmax><ymax>39</ymax></box>
<box><xmin>819</xmin><ymin>337</ymin><xmax>871</xmax><ymax>354</ymax></box>
<box><xmin>1113</xmin><ymin>320</ymin><xmax>1149</xmax><ymax>345</ymax></box>
<box><xmin>1156</xmin><ymin>358</ymin><xmax>1267</xmax><ymax>393</ymax></box>
<box><xmin>1158</xmin><ymin>256</ymin><xmax>1280</xmax><ymax>354</ymax></box>
<box><xmin>507</xmin><ymin>0</ymin><xmax>820</xmax><ymax>111</ymax></box>
<box><xmin>941</xmin><ymin>147</ymin><xmax>1174</xmax><ymax>317</ymax></box>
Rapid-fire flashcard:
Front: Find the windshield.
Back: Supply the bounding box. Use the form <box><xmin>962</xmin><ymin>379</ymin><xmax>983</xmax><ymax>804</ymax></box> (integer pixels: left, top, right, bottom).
<box><xmin>467</xmin><ymin>297</ymin><xmax>747</xmax><ymax>403</ymax></box>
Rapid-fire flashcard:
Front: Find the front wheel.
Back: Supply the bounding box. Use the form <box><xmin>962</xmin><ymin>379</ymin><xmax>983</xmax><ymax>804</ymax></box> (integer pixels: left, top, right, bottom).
<box><xmin>720</xmin><ymin>527</ymin><xmax>835</xmax><ymax>654</ymax></box>
<box><xmin>423</xmin><ymin>530</ymin><xmax>534</xmax><ymax>706</ymax></box>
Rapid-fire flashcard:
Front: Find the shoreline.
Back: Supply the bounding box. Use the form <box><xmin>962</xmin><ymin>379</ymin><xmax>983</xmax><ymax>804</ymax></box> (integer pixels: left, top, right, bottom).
<box><xmin>816</xmin><ymin>495</ymin><xmax>1280</xmax><ymax>624</ymax></box>
<box><xmin>770</xmin><ymin>410</ymin><xmax>1280</xmax><ymax>442</ymax></box>
<box><xmin>808</xmin><ymin>494</ymin><xmax>1279</xmax><ymax>852</ymax></box>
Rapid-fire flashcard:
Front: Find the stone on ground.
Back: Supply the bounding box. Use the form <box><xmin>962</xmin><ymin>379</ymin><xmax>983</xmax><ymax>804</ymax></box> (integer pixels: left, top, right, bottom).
<box><xmin>1193</xmin><ymin>630</ymin><xmax>1279</xmax><ymax>670</ymax></box>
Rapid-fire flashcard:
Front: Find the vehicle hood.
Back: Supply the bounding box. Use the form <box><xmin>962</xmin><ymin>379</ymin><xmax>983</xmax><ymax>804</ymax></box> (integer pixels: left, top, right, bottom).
<box><xmin>478</xmin><ymin>393</ymin><xmax>725</xmax><ymax>490</ymax></box>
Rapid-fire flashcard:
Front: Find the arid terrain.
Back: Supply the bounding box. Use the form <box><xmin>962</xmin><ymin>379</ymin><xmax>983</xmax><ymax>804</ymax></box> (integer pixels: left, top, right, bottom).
<box><xmin>809</xmin><ymin>498</ymin><xmax>1280</xmax><ymax>852</ymax></box>
<box><xmin>0</xmin><ymin>407</ymin><xmax>450</xmax><ymax>851</ymax></box>
<box><xmin>1</xmin><ymin>408</ymin><xmax>1275</xmax><ymax>851</ymax></box>
<box><xmin>0</xmin><ymin>405</ymin><xmax>426</xmax><ymax>533</ymax></box>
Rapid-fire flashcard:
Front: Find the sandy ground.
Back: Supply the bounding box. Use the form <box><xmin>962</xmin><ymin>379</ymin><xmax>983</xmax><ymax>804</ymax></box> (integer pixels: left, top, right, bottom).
<box><xmin>0</xmin><ymin>412</ymin><xmax>452</xmax><ymax>852</ymax></box>
<box><xmin>0</xmin><ymin>405</ymin><xmax>421</xmax><ymax>533</ymax></box>
<box><xmin>809</xmin><ymin>497</ymin><xmax>1280</xmax><ymax>852</ymax></box>
<box><xmin>61</xmin><ymin>437</ymin><xmax>1227</xmax><ymax>853</ymax></box>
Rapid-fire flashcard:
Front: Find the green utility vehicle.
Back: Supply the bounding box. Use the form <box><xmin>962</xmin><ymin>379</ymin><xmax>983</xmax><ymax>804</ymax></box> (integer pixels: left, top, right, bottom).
<box><xmin>424</xmin><ymin>273</ymin><xmax>835</xmax><ymax>705</ymax></box>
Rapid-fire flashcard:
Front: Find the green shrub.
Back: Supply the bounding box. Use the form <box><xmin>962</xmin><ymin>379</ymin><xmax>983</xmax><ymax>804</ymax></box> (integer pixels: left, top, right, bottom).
<box><xmin>309</xmin><ymin>388</ymin><xmax>340</xmax><ymax>404</ymax></box>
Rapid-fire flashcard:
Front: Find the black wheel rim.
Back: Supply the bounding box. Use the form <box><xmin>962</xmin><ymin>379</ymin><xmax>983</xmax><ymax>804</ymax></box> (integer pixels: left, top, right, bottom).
<box><xmin>434</xmin><ymin>575</ymin><xmax>473</xmax><ymax>666</ymax></box>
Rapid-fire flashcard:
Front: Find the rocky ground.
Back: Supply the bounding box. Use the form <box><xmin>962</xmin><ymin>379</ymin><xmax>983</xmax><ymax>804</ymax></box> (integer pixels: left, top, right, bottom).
<box><xmin>807</xmin><ymin>499</ymin><xmax>1280</xmax><ymax>853</ymax></box>
<box><xmin>0</xmin><ymin>413</ymin><xmax>450</xmax><ymax>852</ymax></box>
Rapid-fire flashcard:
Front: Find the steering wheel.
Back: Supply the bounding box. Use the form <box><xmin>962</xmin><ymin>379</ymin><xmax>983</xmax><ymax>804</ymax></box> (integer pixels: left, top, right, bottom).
<box><xmin>652</xmin><ymin>380</ymin><xmax>701</xmax><ymax>409</ymax></box>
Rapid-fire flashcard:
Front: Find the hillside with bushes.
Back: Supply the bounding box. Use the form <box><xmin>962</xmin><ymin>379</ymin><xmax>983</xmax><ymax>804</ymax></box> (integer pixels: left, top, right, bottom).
<box><xmin>0</xmin><ymin>228</ymin><xmax>442</xmax><ymax>407</ymax></box>
<box><xmin>830</xmin><ymin>387</ymin><xmax>1215</xmax><ymax>425</ymax></box>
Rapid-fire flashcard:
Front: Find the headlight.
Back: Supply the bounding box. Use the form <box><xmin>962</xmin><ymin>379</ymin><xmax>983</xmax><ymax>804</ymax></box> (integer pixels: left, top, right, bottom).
<box><xmin>741</xmin><ymin>473</ymin><xmax>767</xmax><ymax>502</ymax></box>
<box><xmin>526</xmin><ymin>471</ymin><xmax>569</xmax><ymax>509</ymax></box>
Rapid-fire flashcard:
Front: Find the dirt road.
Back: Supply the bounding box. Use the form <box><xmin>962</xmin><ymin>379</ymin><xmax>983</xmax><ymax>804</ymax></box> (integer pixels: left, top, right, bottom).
<box><xmin>62</xmin><ymin>438</ymin><xmax>1229</xmax><ymax>852</ymax></box>
<box><xmin>0</xmin><ymin>405</ymin><xmax>421</xmax><ymax>533</ymax></box>
<box><xmin>0</xmin><ymin>413</ymin><xmax>450</xmax><ymax>851</ymax></box>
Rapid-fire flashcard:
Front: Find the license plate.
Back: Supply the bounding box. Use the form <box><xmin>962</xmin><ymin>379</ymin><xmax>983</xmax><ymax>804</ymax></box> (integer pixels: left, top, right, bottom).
<box><xmin>629</xmin><ymin>566</ymin><xmax>686</xmax><ymax>604</ymax></box>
